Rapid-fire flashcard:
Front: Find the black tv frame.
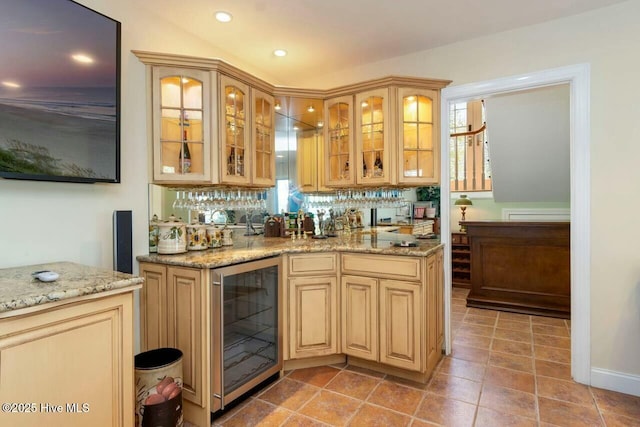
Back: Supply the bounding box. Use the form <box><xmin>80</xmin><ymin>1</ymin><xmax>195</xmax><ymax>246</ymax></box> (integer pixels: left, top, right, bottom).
<box><xmin>0</xmin><ymin>0</ymin><xmax>121</xmax><ymax>184</ymax></box>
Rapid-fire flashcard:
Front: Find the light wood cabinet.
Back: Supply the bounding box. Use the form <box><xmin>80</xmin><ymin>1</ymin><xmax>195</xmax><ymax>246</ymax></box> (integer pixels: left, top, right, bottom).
<box><xmin>325</xmin><ymin>95</ymin><xmax>355</xmax><ymax>187</ymax></box>
<box><xmin>340</xmin><ymin>250</ymin><xmax>444</xmax><ymax>375</ymax></box>
<box><xmin>152</xmin><ymin>67</ymin><xmax>212</xmax><ymax>184</ymax></box>
<box><xmin>397</xmin><ymin>88</ymin><xmax>440</xmax><ymax>185</ymax></box>
<box><xmin>219</xmin><ymin>75</ymin><xmax>251</xmax><ymax>185</ymax></box>
<box><xmin>140</xmin><ymin>262</ymin><xmax>167</xmax><ymax>350</ymax></box>
<box><xmin>251</xmin><ymin>88</ymin><xmax>276</xmax><ymax>186</ymax></box>
<box><xmin>285</xmin><ymin>253</ymin><xmax>339</xmax><ymax>360</ymax></box>
<box><xmin>144</xmin><ymin>60</ymin><xmax>276</xmax><ymax>187</ymax></box>
<box><xmin>297</xmin><ymin>131</ymin><xmax>330</xmax><ymax>193</ymax></box>
<box><xmin>341</xmin><ymin>275</ymin><xmax>378</xmax><ymax>361</ymax></box>
<box><xmin>288</xmin><ymin>275</ymin><xmax>339</xmax><ymax>359</ymax></box>
<box><xmin>139</xmin><ymin>263</ymin><xmax>208</xmax><ymax>408</ymax></box>
<box><xmin>0</xmin><ymin>292</ymin><xmax>135</xmax><ymax>427</ymax></box>
<box><xmin>379</xmin><ymin>279</ymin><xmax>422</xmax><ymax>371</ymax></box>
<box><xmin>355</xmin><ymin>88</ymin><xmax>392</xmax><ymax>186</ymax></box>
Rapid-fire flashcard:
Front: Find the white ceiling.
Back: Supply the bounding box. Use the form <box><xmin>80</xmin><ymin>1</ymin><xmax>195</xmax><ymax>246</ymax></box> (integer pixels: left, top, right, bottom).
<box><xmin>133</xmin><ymin>0</ymin><xmax>627</xmax><ymax>85</ymax></box>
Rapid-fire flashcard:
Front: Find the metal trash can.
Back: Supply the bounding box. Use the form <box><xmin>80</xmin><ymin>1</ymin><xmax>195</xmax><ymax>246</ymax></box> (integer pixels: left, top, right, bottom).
<box><xmin>135</xmin><ymin>348</ymin><xmax>183</xmax><ymax>427</ymax></box>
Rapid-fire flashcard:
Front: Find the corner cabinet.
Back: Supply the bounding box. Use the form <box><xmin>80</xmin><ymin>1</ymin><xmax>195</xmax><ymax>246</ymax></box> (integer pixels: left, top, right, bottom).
<box><xmin>136</xmin><ymin>52</ymin><xmax>277</xmax><ymax>187</ymax></box>
<box><xmin>152</xmin><ymin>67</ymin><xmax>212</xmax><ymax>183</ymax></box>
<box><xmin>218</xmin><ymin>76</ymin><xmax>277</xmax><ymax>187</ymax></box>
<box><xmin>283</xmin><ymin>254</ymin><xmax>340</xmax><ymax>360</ymax></box>
<box><xmin>323</xmin><ymin>80</ymin><xmax>448</xmax><ymax>188</ymax></box>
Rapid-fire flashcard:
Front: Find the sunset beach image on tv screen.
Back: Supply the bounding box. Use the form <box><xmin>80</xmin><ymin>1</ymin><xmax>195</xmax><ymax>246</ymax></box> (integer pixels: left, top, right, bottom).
<box><xmin>0</xmin><ymin>0</ymin><xmax>120</xmax><ymax>183</ymax></box>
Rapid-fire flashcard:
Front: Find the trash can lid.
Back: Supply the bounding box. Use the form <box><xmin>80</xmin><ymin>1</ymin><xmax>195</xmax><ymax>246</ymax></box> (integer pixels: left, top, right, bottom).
<box><xmin>135</xmin><ymin>348</ymin><xmax>183</xmax><ymax>370</ymax></box>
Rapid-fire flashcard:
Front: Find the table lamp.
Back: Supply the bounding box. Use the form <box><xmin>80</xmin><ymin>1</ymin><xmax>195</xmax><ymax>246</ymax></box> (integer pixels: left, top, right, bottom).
<box><xmin>454</xmin><ymin>195</ymin><xmax>473</xmax><ymax>232</ymax></box>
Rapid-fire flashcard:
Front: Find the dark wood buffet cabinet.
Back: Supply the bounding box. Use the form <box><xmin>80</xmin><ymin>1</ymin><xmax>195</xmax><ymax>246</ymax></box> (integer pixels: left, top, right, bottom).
<box><xmin>463</xmin><ymin>221</ymin><xmax>570</xmax><ymax>318</ymax></box>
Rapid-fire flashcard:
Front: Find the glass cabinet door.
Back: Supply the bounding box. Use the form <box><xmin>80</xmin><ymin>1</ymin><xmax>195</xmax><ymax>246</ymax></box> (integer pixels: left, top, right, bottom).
<box><xmin>324</xmin><ymin>96</ymin><xmax>354</xmax><ymax>187</ymax></box>
<box><xmin>153</xmin><ymin>67</ymin><xmax>210</xmax><ymax>182</ymax></box>
<box><xmin>397</xmin><ymin>88</ymin><xmax>439</xmax><ymax>185</ymax></box>
<box><xmin>355</xmin><ymin>88</ymin><xmax>390</xmax><ymax>185</ymax></box>
<box><xmin>220</xmin><ymin>75</ymin><xmax>250</xmax><ymax>185</ymax></box>
<box><xmin>252</xmin><ymin>89</ymin><xmax>275</xmax><ymax>186</ymax></box>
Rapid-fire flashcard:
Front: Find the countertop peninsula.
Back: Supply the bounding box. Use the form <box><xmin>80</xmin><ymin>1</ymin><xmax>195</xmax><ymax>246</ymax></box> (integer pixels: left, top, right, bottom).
<box><xmin>0</xmin><ymin>261</ymin><xmax>144</xmax><ymax>314</ymax></box>
<box><xmin>137</xmin><ymin>231</ymin><xmax>442</xmax><ymax>269</ymax></box>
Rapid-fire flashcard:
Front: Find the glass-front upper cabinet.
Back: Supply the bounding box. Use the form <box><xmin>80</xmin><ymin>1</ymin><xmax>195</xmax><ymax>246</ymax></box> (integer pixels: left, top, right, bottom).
<box><xmin>397</xmin><ymin>88</ymin><xmax>439</xmax><ymax>185</ymax></box>
<box><xmin>324</xmin><ymin>96</ymin><xmax>354</xmax><ymax>187</ymax></box>
<box><xmin>220</xmin><ymin>75</ymin><xmax>250</xmax><ymax>185</ymax></box>
<box><xmin>251</xmin><ymin>88</ymin><xmax>275</xmax><ymax>187</ymax></box>
<box><xmin>152</xmin><ymin>67</ymin><xmax>211</xmax><ymax>183</ymax></box>
<box><xmin>355</xmin><ymin>88</ymin><xmax>391</xmax><ymax>185</ymax></box>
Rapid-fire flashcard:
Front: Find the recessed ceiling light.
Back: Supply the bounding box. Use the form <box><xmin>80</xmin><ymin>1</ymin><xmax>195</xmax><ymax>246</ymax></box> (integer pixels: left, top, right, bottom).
<box><xmin>273</xmin><ymin>49</ymin><xmax>287</xmax><ymax>57</ymax></box>
<box><xmin>215</xmin><ymin>11</ymin><xmax>232</xmax><ymax>23</ymax></box>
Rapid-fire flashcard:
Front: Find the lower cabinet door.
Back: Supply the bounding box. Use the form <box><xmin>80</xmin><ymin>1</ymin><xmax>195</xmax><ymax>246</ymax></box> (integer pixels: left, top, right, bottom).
<box><xmin>289</xmin><ymin>276</ymin><xmax>339</xmax><ymax>358</ymax></box>
<box><xmin>379</xmin><ymin>279</ymin><xmax>422</xmax><ymax>371</ymax></box>
<box><xmin>341</xmin><ymin>275</ymin><xmax>378</xmax><ymax>361</ymax></box>
<box><xmin>0</xmin><ymin>293</ymin><xmax>134</xmax><ymax>427</ymax></box>
<box><xmin>167</xmin><ymin>266</ymin><xmax>204</xmax><ymax>407</ymax></box>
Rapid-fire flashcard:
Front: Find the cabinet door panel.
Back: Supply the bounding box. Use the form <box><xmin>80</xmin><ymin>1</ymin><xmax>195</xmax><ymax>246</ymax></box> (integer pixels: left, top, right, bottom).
<box><xmin>379</xmin><ymin>280</ymin><xmax>421</xmax><ymax>371</ymax></box>
<box><xmin>140</xmin><ymin>262</ymin><xmax>167</xmax><ymax>351</ymax></box>
<box><xmin>426</xmin><ymin>254</ymin><xmax>440</xmax><ymax>373</ymax></box>
<box><xmin>341</xmin><ymin>276</ymin><xmax>378</xmax><ymax>361</ymax></box>
<box><xmin>397</xmin><ymin>88</ymin><xmax>439</xmax><ymax>185</ymax></box>
<box><xmin>252</xmin><ymin>88</ymin><xmax>275</xmax><ymax>186</ymax></box>
<box><xmin>167</xmin><ymin>267</ymin><xmax>204</xmax><ymax>406</ymax></box>
<box><xmin>219</xmin><ymin>75</ymin><xmax>251</xmax><ymax>185</ymax></box>
<box><xmin>355</xmin><ymin>88</ymin><xmax>391</xmax><ymax>185</ymax></box>
<box><xmin>0</xmin><ymin>293</ymin><xmax>134</xmax><ymax>427</ymax></box>
<box><xmin>324</xmin><ymin>96</ymin><xmax>355</xmax><ymax>187</ymax></box>
<box><xmin>289</xmin><ymin>276</ymin><xmax>338</xmax><ymax>358</ymax></box>
<box><xmin>152</xmin><ymin>67</ymin><xmax>211</xmax><ymax>183</ymax></box>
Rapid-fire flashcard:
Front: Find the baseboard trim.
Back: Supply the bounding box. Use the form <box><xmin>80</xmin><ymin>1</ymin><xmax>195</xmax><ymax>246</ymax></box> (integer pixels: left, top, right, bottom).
<box><xmin>591</xmin><ymin>367</ymin><xmax>640</xmax><ymax>397</ymax></box>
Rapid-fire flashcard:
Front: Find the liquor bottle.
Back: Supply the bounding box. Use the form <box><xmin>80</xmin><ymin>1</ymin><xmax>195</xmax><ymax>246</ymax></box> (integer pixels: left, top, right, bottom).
<box><xmin>181</xmin><ymin>130</ymin><xmax>191</xmax><ymax>173</ymax></box>
<box><xmin>374</xmin><ymin>152</ymin><xmax>383</xmax><ymax>176</ymax></box>
<box><xmin>363</xmin><ymin>154</ymin><xmax>368</xmax><ymax>177</ymax></box>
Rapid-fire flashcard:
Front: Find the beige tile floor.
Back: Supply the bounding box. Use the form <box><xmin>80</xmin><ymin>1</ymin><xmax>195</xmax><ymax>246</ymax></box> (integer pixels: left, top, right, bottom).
<box><xmin>199</xmin><ymin>288</ymin><xmax>640</xmax><ymax>426</ymax></box>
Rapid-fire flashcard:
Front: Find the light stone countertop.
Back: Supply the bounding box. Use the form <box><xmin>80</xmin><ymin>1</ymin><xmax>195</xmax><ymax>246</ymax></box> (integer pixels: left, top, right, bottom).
<box><xmin>137</xmin><ymin>231</ymin><xmax>442</xmax><ymax>269</ymax></box>
<box><xmin>0</xmin><ymin>261</ymin><xmax>144</xmax><ymax>314</ymax></box>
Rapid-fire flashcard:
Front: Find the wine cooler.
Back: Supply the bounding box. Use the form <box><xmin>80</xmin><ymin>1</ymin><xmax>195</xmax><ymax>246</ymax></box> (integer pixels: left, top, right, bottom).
<box><xmin>211</xmin><ymin>257</ymin><xmax>281</xmax><ymax>411</ymax></box>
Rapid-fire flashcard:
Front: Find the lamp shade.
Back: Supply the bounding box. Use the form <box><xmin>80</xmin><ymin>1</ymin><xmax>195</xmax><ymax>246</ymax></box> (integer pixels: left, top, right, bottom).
<box><xmin>454</xmin><ymin>195</ymin><xmax>473</xmax><ymax>206</ymax></box>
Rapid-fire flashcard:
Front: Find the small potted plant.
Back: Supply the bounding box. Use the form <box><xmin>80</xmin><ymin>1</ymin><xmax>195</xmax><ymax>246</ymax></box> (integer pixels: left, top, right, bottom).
<box><xmin>416</xmin><ymin>186</ymin><xmax>440</xmax><ymax>217</ymax></box>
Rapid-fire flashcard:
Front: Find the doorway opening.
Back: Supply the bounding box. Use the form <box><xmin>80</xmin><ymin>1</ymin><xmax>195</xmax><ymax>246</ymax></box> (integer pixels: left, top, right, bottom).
<box><xmin>440</xmin><ymin>64</ymin><xmax>591</xmax><ymax>384</ymax></box>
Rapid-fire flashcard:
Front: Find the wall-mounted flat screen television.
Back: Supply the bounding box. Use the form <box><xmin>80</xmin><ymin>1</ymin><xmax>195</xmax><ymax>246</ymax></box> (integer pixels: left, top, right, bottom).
<box><xmin>0</xmin><ymin>0</ymin><xmax>120</xmax><ymax>183</ymax></box>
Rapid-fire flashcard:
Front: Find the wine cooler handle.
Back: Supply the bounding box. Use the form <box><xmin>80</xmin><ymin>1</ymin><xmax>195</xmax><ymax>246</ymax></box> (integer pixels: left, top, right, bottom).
<box><xmin>213</xmin><ymin>276</ymin><xmax>225</xmax><ymax>409</ymax></box>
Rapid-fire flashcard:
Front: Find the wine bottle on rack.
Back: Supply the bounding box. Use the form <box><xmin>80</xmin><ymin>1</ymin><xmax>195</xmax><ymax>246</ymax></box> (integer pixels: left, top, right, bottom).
<box><xmin>181</xmin><ymin>130</ymin><xmax>191</xmax><ymax>174</ymax></box>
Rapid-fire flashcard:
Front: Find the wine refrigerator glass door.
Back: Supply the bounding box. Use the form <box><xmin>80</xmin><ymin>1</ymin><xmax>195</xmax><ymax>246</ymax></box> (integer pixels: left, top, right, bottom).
<box><xmin>211</xmin><ymin>257</ymin><xmax>282</xmax><ymax>411</ymax></box>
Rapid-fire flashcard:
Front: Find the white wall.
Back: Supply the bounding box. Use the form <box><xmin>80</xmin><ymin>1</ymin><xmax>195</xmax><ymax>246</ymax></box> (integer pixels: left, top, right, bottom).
<box><xmin>306</xmin><ymin>1</ymin><xmax>640</xmax><ymax>384</ymax></box>
<box><xmin>486</xmin><ymin>85</ymin><xmax>570</xmax><ymax>203</ymax></box>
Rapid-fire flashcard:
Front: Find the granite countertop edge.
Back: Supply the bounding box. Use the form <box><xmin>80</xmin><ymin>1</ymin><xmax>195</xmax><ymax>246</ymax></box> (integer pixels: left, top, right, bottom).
<box><xmin>0</xmin><ymin>262</ymin><xmax>144</xmax><ymax>314</ymax></box>
<box><xmin>137</xmin><ymin>237</ymin><xmax>443</xmax><ymax>269</ymax></box>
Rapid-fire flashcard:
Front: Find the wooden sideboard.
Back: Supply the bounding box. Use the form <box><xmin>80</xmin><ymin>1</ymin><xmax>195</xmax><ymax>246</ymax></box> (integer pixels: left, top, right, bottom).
<box><xmin>464</xmin><ymin>221</ymin><xmax>570</xmax><ymax>318</ymax></box>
